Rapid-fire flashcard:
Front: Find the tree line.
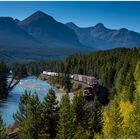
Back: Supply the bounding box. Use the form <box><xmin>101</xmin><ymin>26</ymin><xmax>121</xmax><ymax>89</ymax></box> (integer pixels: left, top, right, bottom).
<box><xmin>0</xmin><ymin>47</ymin><xmax>139</xmax><ymax>138</ymax></box>
<box><xmin>1</xmin><ymin>73</ymin><xmax>140</xmax><ymax>139</ymax></box>
<box><xmin>12</xmin><ymin>47</ymin><xmax>140</xmax><ymax>101</ymax></box>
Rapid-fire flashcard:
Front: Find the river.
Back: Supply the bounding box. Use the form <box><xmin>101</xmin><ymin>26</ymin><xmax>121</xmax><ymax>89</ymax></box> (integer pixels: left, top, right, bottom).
<box><xmin>0</xmin><ymin>76</ymin><xmax>60</xmax><ymax>126</ymax></box>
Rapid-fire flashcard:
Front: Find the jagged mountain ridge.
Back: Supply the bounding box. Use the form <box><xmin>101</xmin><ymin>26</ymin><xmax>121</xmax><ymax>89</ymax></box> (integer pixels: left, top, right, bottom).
<box><xmin>0</xmin><ymin>11</ymin><xmax>87</xmax><ymax>62</ymax></box>
<box><xmin>66</xmin><ymin>22</ymin><xmax>140</xmax><ymax>50</ymax></box>
<box><xmin>0</xmin><ymin>17</ymin><xmax>39</xmax><ymax>46</ymax></box>
<box><xmin>0</xmin><ymin>10</ymin><xmax>140</xmax><ymax>62</ymax></box>
<box><xmin>18</xmin><ymin>11</ymin><xmax>82</xmax><ymax>47</ymax></box>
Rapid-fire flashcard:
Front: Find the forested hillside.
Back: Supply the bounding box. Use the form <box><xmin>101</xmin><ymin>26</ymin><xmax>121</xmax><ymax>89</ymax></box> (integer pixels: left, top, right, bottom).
<box><xmin>1</xmin><ymin>11</ymin><xmax>140</xmax><ymax>62</ymax></box>
<box><xmin>5</xmin><ymin>47</ymin><xmax>140</xmax><ymax>138</ymax></box>
<box><xmin>13</xmin><ymin>47</ymin><xmax>140</xmax><ymax>100</ymax></box>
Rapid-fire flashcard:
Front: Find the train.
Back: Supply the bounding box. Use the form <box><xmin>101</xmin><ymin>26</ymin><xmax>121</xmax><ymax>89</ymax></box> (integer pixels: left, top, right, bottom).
<box><xmin>72</xmin><ymin>74</ymin><xmax>97</xmax><ymax>86</ymax></box>
<box><xmin>42</xmin><ymin>71</ymin><xmax>97</xmax><ymax>86</ymax></box>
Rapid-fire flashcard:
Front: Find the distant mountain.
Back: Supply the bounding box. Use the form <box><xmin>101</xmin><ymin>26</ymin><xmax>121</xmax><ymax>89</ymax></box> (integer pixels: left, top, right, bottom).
<box><xmin>14</xmin><ymin>18</ymin><xmax>20</xmax><ymax>24</ymax></box>
<box><xmin>66</xmin><ymin>22</ymin><xmax>140</xmax><ymax>50</ymax></box>
<box><xmin>0</xmin><ymin>17</ymin><xmax>39</xmax><ymax>46</ymax></box>
<box><xmin>0</xmin><ymin>11</ymin><xmax>140</xmax><ymax>62</ymax></box>
<box><xmin>0</xmin><ymin>11</ymin><xmax>89</xmax><ymax>62</ymax></box>
<box><xmin>18</xmin><ymin>11</ymin><xmax>82</xmax><ymax>47</ymax></box>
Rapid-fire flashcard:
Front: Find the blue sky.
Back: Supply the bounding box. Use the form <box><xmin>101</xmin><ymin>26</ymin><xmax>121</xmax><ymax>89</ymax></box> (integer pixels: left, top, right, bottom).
<box><xmin>0</xmin><ymin>1</ymin><xmax>140</xmax><ymax>32</ymax></box>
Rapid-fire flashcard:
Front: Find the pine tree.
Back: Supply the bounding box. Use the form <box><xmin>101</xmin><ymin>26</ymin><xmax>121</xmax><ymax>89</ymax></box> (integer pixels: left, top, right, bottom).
<box><xmin>128</xmin><ymin>86</ymin><xmax>140</xmax><ymax>138</ymax></box>
<box><xmin>13</xmin><ymin>90</ymin><xmax>30</xmax><ymax>124</ymax></box>
<box><xmin>71</xmin><ymin>91</ymin><xmax>88</xmax><ymax>137</ymax></box>
<box><xmin>57</xmin><ymin>93</ymin><xmax>74</xmax><ymax>139</ymax></box>
<box><xmin>72</xmin><ymin>91</ymin><xmax>86</xmax><ymax>124</ymax></box>
<box><xmin>127</xmin><ymin>81</ymin><xmax>135</xmax><ymax>103</ymax></box>
<box><xmin>122</xmin><ymin>71</ymin><xmax>135</xmax><ymax>102</ymax></box>
<box><xmin>73</xmin><ymin>124</ymin><xmax>90</xmax><ymax>139</ymax></box>
<box><xmin>134</xmin><ymin>61</ymin><xmax>140</xmax><ymax>93</ymax></box>
<box><xmin>0</xmin><ymin>115</ymin><xmax>6</xmax><ymax>138</ymax></box>
<box><xmin>38</xmin><ymin>88</ymin><xmax>59</xmax><ymax>138</ymax></box>
<box><xmin>103</xmin><ymin>95</ymin><xmax>124</xmax><ymax>138</ymax></box>
<box><xmin>14</xmin><ymin>91</ymin><xmax>42</xmax><ymax>138</ymax></box>
<box><xmin>87</xmin><ymin>95</ymin><xmax>103</xmax><ymax>138</ymax></box>
<box><xmin>63</xmin><ymin>74</ymin><xmax>72</xmax><ymax>93</ymax></box>
<box><xmin>25</xmin><ymin>93</ymin><xmax>42</xmax><ymax>138</ymax></box>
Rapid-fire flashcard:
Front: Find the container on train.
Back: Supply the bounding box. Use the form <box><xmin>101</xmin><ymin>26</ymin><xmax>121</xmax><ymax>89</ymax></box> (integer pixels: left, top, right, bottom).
<box><xmin>73</xmin><ymin>74</ymin><xmax>97</xmax><ymax>85</ymax></box>
<box><xmin>82</xmin><ymin>75</ymin><xmax>87</xmax><ymax>83</ymax></box>
<box><xmin>73</xmin><ymin>74</ymin><xmax>79</xmax><ymax>81</ymax></box>
<box><xmin>78</xmin><ymin>75</ymin><xmax>83</xmax><ymax>82</ymax></box>
<box><xmin>87</xmin><ymin>77</ymin><xmax>94</xmax><ymax>85</ymax></box>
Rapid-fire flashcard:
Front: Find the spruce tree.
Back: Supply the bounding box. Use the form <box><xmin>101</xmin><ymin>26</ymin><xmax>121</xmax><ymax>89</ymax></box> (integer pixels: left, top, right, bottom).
<box><xmin>13</xmin><ymin>90</ymin><xmax>30</xmax><ymax>124</ymax></box>
<box><xmin>74</xmin><ymin>124</ymin><xmax>90</xmax><ymax>139</ymax></box>
<box><xmin>63</xmin><ymin>74</ymin><xmax>72</xmax><ymax>93</ymax></box>
<box><xmin>38</xmin><ymin>88</ymin><xmax>59</xmax><ymax>138</ymax></box>
<box><xmin>87</xmin><ymin>95</ymin><xmax>103</xmax><ymax>138</ymax></box>
<box><xmin>128</xmin><ymin>62</ymin><xmax>140</xmax><ymax>138</ymax></box>
<box><xmin>104</xmin><ymin>95</ymin><xmax>124</xmax><ymax>138</ymax></box>
<box><xmin>57</xmin><ymin>93</ymin><xmax>74</xmax><ymax>139</ymax></box>
<box><xmin>71</xmin><ymin>91</ymin><xmax>91</xmax><ymax>138</ymax></box>
<box><xmin>71</xmin><ymin>91</ymin><xmax>86</xmax><ymax>128</ymax></box>
<box><xmin>14</xmin><ymin>91</ymin><xmax>42</xmax><ymax>138</ymax></box>
<box><xmin>128</xmin><ymin>92</ymin><xmax>140</xmax><ymax>138</ymax></box>
<box><xmin>134</xmin><ymin>61</ymin><xmax>140</xmax><ymax>93</ymax></box>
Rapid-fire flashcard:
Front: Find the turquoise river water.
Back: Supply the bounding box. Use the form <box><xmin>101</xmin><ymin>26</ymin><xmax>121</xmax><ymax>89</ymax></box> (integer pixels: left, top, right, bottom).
<box><xmin>0</xmin><ymin>76</ymin><xmax>59</xmax><ymax>126</ymax></box>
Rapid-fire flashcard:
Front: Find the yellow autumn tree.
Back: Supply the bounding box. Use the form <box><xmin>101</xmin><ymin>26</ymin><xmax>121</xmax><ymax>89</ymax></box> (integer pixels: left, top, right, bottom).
<box><xmin>103</xmin><ymin>96</ymin><xmax>124</xmax><ymax>138</ymax></box>
<box><xmin>119</xmin><ymin>100</ymin><xmax>133</xmax><ymax>130</ymax></box>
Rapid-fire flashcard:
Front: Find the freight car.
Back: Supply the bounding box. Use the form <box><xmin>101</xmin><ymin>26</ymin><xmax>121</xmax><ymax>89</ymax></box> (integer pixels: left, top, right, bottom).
<box><xmin>72</xmin><ymin>74</ymin><xmax>97</xmax><ymax>86</ymax></box>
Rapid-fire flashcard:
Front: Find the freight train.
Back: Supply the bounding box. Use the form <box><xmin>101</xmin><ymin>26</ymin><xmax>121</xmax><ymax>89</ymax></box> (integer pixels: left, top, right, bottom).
<box><xmin>42</xmin><ymin>72</ymin><xmax>98</xmax><ymax>99</ymax></box>
<box><xmin>72</xmin><ymin>74</ymin><xmax>97</xmax><ymax>86</ymax></box>
<box><xmin>42</xmin><ymin>72</ymin><xmax>97</xmax><ymax>86</ymax></box>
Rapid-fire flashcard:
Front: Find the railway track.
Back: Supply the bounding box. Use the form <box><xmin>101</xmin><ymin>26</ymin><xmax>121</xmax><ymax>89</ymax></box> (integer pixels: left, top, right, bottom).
<box><xmin>7</xmin><ymin>132</ymin><xmax>18</xmax><ymax>139</ymax></box>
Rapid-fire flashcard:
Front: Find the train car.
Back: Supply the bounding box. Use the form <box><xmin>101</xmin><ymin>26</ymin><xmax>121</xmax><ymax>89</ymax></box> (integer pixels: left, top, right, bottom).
<box><xmin>87</xmin><ymin>76</ymin><xmax>94</xmax><ymax>85</ymax></box>
<box><xmin>73</xmin><ymin>74</ymin><xmax>79</xmax><ymax>81</ymax></box>
<box><xmin>78</xmin><ymin>75</ymin><xmax>83</xmax><ymax>82</ymax></box>
<box><xmin>73</xmin><ymin>74</ymin><xmax>97</xmax><ymax>86</ymax></box>
<box><xmin>82</xmin><ymin>75</ymin><xmax>87</xmax><ymax>83</ymax></box>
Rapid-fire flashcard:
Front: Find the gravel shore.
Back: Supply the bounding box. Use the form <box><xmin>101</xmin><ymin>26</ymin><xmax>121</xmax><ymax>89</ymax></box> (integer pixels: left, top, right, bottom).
<box><xmin>55</xmin><ymin>92</ymin><xmax>74</xmax><ymax>102</ymax></box>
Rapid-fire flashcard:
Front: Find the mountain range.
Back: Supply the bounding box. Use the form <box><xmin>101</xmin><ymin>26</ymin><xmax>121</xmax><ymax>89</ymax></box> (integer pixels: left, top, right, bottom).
<box><xmin>0</xmin><ymin>10</ymin><xmax>140</xmax><ymax>62</ymax></box>
<box><xmin>66</xmin><ymin>22</ymin><xmax>140</xmax><ymax>50</ymax></box>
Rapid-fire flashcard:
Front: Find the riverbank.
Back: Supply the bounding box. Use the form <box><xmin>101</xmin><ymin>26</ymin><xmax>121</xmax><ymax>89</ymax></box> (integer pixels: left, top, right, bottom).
<box><xmin>38</xmin><ymin>74</ymin><xmax>80</xmax><ymax>101</ymax></box>
<box><xmin>0</xmin><ymin>76</ymin><xmax>64</xmax><ymax>126</ymax></box>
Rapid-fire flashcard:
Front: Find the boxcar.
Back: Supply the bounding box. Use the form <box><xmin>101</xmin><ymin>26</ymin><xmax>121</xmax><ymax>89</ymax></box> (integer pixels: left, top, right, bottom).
<box><xmin>78</xmin><ymin>75</ymin><xmax>83</xmax><ymax>82</ymax></box>
<box><xmin>87</xmin><ymin>77</ymin><xmax>94</xmax><ymax>85</ymax></box>
<box><xmin>73</xmin><ymin>74</ymin><xmax>97</xmax><ymax>85</ymax></box>
<box><xmin>73</xmin><ymin>74</ymin><xmax>79</xmax><ymax>81</ymax></box>
<box><xmin>82</xmin><ymin>75</ymin><xmax>87</xmax><ymax>83</ymax></box>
